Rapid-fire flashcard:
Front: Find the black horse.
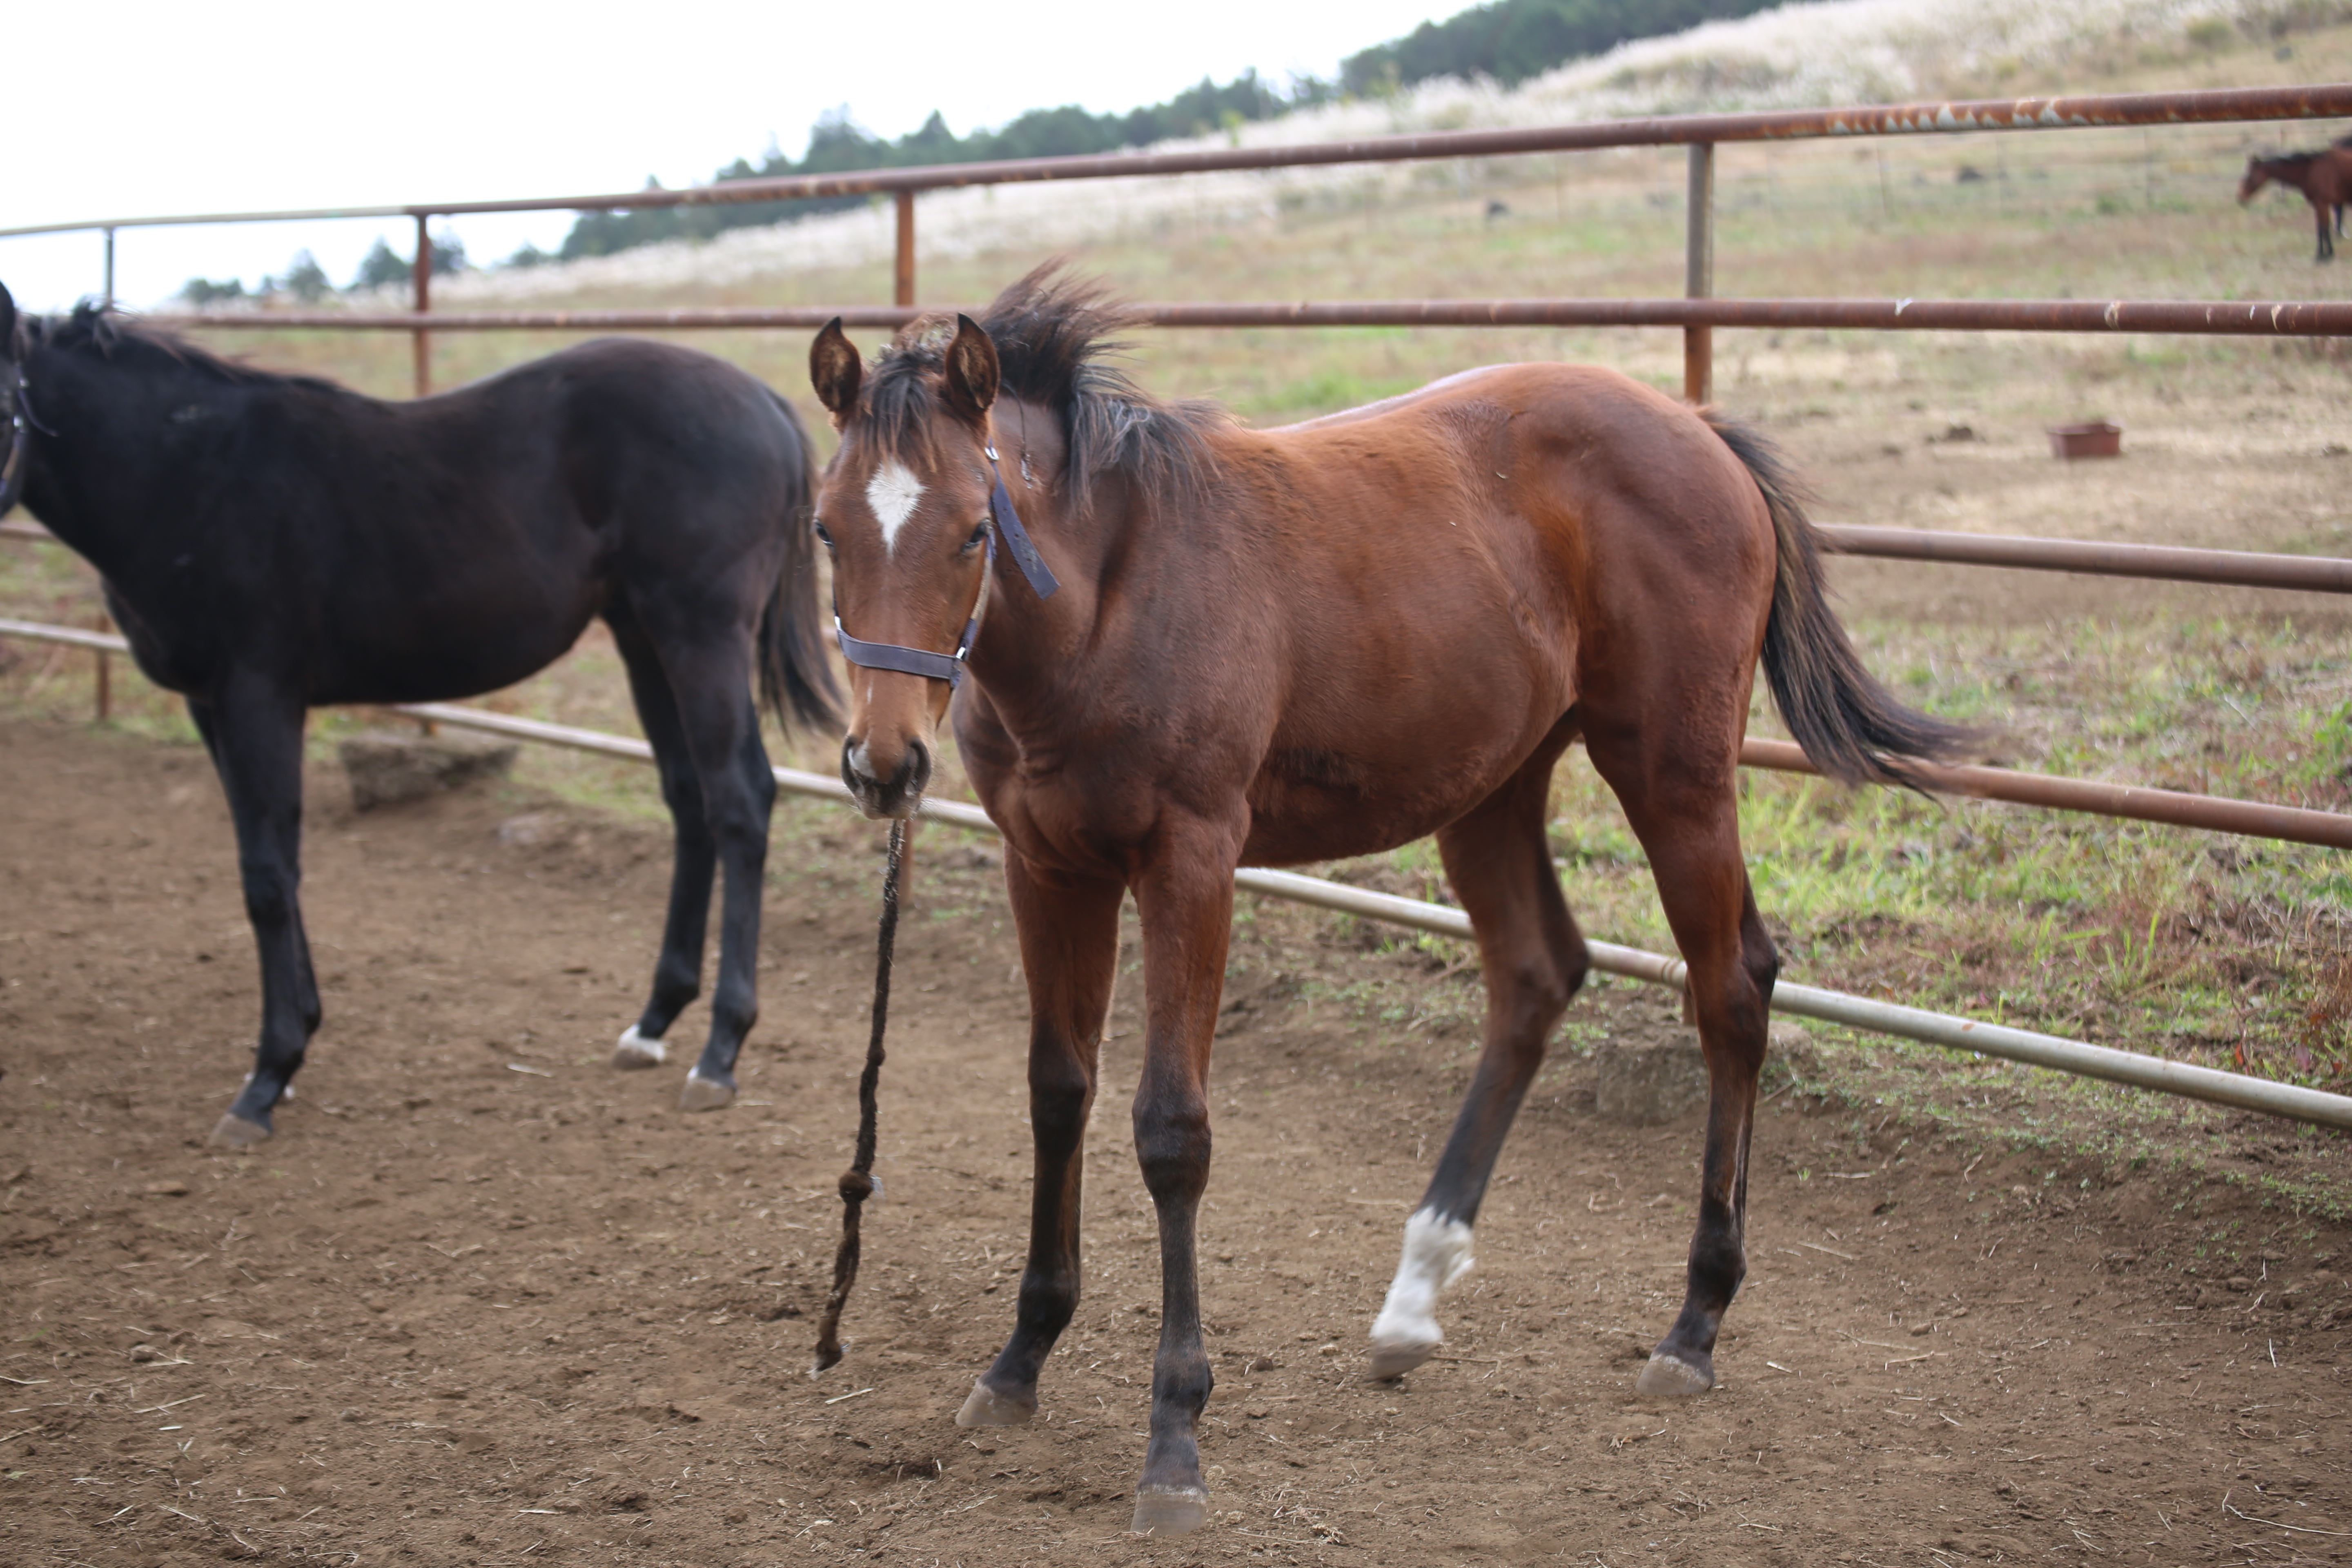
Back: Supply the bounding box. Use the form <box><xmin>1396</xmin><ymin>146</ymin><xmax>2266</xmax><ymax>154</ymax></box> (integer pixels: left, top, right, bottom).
<box><xmin>0</xmin><ymin>284</ymin><xmax>837</xmax><ymax>1145</ymax></box>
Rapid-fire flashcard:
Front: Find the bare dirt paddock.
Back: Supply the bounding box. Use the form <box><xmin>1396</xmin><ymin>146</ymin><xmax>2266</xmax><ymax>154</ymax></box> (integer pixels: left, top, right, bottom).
<box><xmin>5</xmin><ymin>715</ymin><xmax>2352</xmax><ymax>1567</ymax></box>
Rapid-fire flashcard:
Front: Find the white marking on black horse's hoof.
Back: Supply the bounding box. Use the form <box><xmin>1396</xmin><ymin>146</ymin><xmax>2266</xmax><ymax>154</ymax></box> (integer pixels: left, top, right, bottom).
<box><xmin>677</xmin><ymin>1070</ymin><xmax>735</xmax><ymax>1113</ymax></box>
<box><xmin>1368</xmin><ymin>1209</ymin><xmax>1473</xmax><ymax>1377</ymax></box>
<box><xmin>209</xmin><ymin>1112</ymin><xmax>271</xmax><ymax>1149</ymax></box>
<box><xmin>953</xmin><ymin>1379</ymin><xmax>1036</xmax><ymax>1428</ymax></box>
<box><xmin>1130</xmin><ymin>1485</ymin><xmax>1211</xmax><ymax>1536</ymax></box>
<box><xmin>238</xmin><ymin>1072</ymin><xmax>293</xmax><ymax>1102</ymax></box>
<box><xmin>1635</xmin><ymin>1349</ymin><xmax>1715</xmax><ymax>1398</ymax></box>
<box><xmin>611</xmin><ymin>1027</ymin><xmax>665</xmax><ymax>1069</ymax></box>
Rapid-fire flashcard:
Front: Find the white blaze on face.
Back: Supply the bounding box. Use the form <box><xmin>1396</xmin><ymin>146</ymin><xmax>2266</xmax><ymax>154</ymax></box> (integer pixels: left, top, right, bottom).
<box><xmin>1370</xmin><ymin>1208</ymin><xmax>1474</xmax><ymax>1359</ymax></box>
<box><xmin>865</xmin><ymin>459</ymin><xmax>925</xmax><ymax>553</ymax></box>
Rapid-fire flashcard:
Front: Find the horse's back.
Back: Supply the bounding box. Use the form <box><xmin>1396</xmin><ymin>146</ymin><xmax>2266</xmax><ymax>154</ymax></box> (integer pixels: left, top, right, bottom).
<box><xmin>1201</xmin><ymin>362</ymin><xmax>1777</xmax><ymax>859</ymax></box>
<box><xmin>277</xmin><ymin>339</ymin><xmax>808</xmax><ymax>701</ymax></box>
<box><xmin>1250</xmin><ymin>361</ymin><xmax>1772</xmax><ymax>581</ymax></box>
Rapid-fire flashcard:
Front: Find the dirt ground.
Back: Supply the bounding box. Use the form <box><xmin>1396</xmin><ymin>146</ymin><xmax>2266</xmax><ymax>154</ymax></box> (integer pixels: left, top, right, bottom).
<box><xmin>5</xmin><ymin>715</ymin><xmax>2352</xmax><ymax>1568</ymax></box>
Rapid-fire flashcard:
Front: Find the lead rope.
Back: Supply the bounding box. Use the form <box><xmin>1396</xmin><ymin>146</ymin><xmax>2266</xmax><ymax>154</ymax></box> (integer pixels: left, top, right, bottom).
<box><xmin>811</xmin><ymin>818</ymin><xmax>906</xmax><ymax>1374</ymax></box>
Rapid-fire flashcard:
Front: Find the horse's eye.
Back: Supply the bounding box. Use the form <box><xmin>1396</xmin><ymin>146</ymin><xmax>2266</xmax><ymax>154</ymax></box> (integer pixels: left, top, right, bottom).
<box><xmin>963</xmin><ymin>521</ymin><xmax>989</xmax><ymax>553</ymax></box>
<box><xmin>813</xmin><ymin>521</ymin><xmax>835</xmax><ymax>549</ymax></box>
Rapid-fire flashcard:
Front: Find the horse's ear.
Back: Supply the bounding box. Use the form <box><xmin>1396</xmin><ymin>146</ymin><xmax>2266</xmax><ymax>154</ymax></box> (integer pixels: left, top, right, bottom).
<box><xmin>941</xmin><ymin>314</ymin><xmax>999</xmax><ymax>424</ymax></box>
<box><xmin>810</xmin><ymin>318</ymin><xmax>862</xmax><ymax>421</ymax></box>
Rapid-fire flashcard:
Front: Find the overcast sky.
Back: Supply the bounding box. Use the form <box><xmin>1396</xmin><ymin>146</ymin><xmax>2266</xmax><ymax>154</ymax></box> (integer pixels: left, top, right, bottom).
<box><xmin>2</xmin><ymin>1</ymin><xmax>1458</xmax><ymax>311</ymax></box>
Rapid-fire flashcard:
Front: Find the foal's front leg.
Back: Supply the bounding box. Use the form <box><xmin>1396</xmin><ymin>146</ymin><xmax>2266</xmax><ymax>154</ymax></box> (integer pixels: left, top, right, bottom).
<box><xmin>1124</xmin><ymin>826</ymin><xmax>1241</xmax><ymax>1535</ymax></box>
<box><xmin>958</xmin><ymin>857</ymin><xmax>1123</xmax><ymax>1425</ymax></box>
<box><xmin>191</xmin><ymin>681</ymin><xmax>319</xmax><ymax>1147</ymax></box>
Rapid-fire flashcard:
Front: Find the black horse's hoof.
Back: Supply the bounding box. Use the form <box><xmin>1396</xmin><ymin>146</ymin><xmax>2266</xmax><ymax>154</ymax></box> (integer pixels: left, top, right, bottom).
<box><xmin>954</xmin><ymin>1379</ymin><xmax>1036</xmax><ymax>1427</ymax></box>
<box><xmin>1635</xmin><ymin>1347</ymin><xmax>1715</xmax><ymax>1398</ymax></box>
<box><xmin>677</xmin><ymin>1071</ymin><xmax>735</xmax><ymax>1112</ymax></box>
<box><xmin>209</xmin><ymin>1112</ymin><xmax>271</xmax><ymax>1149</ymax></box>
<box><xmin>1131</xmin><ymin>1485</ymin><xmax>1211</xmax><ymax>1536</ymax></box>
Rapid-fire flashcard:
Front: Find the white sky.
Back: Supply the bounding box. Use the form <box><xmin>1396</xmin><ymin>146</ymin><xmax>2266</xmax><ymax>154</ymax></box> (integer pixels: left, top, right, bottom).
<box><xmin>2</xmin><ymin>1</ymin><xmax>1457</xmax><ymax>311</ymax></box>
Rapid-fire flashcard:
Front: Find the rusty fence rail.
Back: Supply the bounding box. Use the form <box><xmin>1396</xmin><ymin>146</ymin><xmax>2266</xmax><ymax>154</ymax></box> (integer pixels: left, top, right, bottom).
<box><xmin>1</xmin><ymin>629</ymin><xmax>2345</xmax><ymax>1127</ymax></box>
<box><xmin>7</xmin><ymin>82</ymin><xmax>2352</xmax><ymax>850</ymax></box>
<box><xmin>11</xmin><ymin>83</ymin><xmax>2352</xmax><ymax>237</ymax></box>
<box><xmin>141</xmin><ymin>297</ymin><xmax>2352</xmax><ymax>337</ymax></box>
<box><xmin>0</xmin><ymin>607</ymin><xmax>2341</xmax><ymax>851</ymax></box>
<box><xmin>10</xmin><ymin>80</ymin><xmax>2352</xmax><ymax>399</ymax></box>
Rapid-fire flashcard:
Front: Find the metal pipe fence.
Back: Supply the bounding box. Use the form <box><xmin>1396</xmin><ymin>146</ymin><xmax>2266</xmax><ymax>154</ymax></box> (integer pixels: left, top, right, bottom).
<box><xmin>376</xmin><ymin>697</ymin><xmax>2350</xmax><ymax>1130</ymax></box>
<box><xmin>1</xmin><ymin>614</ymin><xmax>2347</xmax><ymax>1127</ymax></box>
<box><xmin>4</xmin><ymin>89</ymin><xmax>2349</xmax><ymax>844</ymax></box>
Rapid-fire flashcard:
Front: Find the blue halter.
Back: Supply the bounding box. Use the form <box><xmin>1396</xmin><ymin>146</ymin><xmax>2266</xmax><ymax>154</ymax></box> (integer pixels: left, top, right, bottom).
<box><xmin>832</xmin><ymin>441</ymin><xmax>1059</xmax><ymax>688</ymax></box>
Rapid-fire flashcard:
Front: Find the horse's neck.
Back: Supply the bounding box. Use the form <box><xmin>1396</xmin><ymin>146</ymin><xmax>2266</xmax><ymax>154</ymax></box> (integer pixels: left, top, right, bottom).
<box><xmin>26</xmin><ymin>347</ymin><xmax>212</xmax><ymax>563</ymax></box>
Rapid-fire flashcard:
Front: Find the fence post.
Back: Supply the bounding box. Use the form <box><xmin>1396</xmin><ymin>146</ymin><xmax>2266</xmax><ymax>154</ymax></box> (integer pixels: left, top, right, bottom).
<box><xmin>1684</xmin><ymin>142</ymin><xmax>1715</xmax><ymax>405</ymax></box>
<box><xmin>412</xmin><ymin>215</ymin><xmax>433</xmax><ymax>398</ymax></box>
<box><xmin>894</xmin><ymin>191</ymin><xmax>917</xmax><ymax>307</ymax></box>
<box><xmin>102</xmin><ymin>227</ymin><xmax>116</xmax><ymax>310</ymax></box>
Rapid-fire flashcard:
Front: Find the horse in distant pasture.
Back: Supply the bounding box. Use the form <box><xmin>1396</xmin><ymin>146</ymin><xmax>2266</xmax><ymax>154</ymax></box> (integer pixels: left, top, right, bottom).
<box><xmin>2238</xmin><ymin>147</ymin><xmax>2352</xmax><ymax>260</ymax></box>
<box><xmin>804</xmin><ymin>265</ymin><xmax>1966</xmax><ymax>1533</ymax></box>
<box><xmin>0</xmin><ymin>284</ymin><xmax>838</xmax><ymax>1146</ymax></box>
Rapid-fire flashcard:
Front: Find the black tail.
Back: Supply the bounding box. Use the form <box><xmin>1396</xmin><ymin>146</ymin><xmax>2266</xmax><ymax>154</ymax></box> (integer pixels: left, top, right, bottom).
<box><xmin>758</xmin><ymin>394</ymin><xmax>842</xmax><ymax>733</ymax></box>
<box><xmin>1706</xmin><ymin>412</ymin><xmax>1973</xmax><ymax>790</ymax></box>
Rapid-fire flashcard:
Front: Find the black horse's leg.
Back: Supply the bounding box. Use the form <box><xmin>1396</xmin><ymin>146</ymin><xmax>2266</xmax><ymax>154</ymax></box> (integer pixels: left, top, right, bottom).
<box><xmin>645</xmin><ymin>629</ymin><xmax>775</xmax><ymax>1113</ymax></box>
<box><xmin>1585</xmin><ymin>725</ymin><xmax>1777</xmax><ymax>1399</ymax></box>
<box><xmin>675</xmin><ymin>692</ymin><xmax>777</xmax><ymax>1111</ymax></box>
<box><xmin>192</xmin><ymin>680</ymin><xmax>319</xmax><ymax>1147</ymax></box>
<box><xmin>1368</xmin><ymin>738</ymin><xmax>1586</xmax><ymax>1379</ymax></box>
<box><xmin>606</xmin><ymin>609</ymin><xmax>717</xmax><ymax>1072</ymax></box>
<box><xmin>958</xmin><ymin>857</ymin><xmax>1123</xmax><ymax>1426</ymax></box>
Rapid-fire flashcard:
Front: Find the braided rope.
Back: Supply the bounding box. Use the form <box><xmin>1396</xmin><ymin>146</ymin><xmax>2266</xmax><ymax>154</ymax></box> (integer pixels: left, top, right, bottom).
<box><xmin>811</xmin><ymin>818</ymin><xmax>905</xmax><ymax>1374</ymax></box>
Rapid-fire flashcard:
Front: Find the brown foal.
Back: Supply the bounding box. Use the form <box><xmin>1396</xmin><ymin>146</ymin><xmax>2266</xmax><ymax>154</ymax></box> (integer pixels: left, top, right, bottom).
<box><xmin>806</xmin><ymin>267</ymin><xmax>1963</xmax><ymax>1534</ymax></box>
<box><xmin>2238</xmin><ymin>148</ymin><xmax>2352</xmax><ymax>261</ymax></box>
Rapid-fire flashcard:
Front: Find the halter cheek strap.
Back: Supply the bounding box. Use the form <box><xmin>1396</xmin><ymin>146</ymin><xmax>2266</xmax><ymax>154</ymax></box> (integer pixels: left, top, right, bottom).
<box><xmin>0</xmin><ymin>367</ymin><xmax>43</xmax><ymax>517</ymax></box>
<box><xmin>981</xmin><ymin>441</ymin><xmax>1059</xmax><ymax>598</ymax></box>
<box><xmin>832</xmin><ymin>443</ymin><xmax>1059</xmax><ymax>688</ymax></box>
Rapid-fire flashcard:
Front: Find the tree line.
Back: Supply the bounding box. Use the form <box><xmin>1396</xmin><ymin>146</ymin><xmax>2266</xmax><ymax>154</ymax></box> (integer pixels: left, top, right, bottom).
<box><xmin>555</xmin><ymin>0</ymin><xmax>1785</xmax><ymax>263</ymax></box>
<box><xmin>1337</xmin><ymin>0</ymin><xmax>1784</xmax><ymax>93</ymax></box>
<box><xmin>178</xmin><ymin>0</ymin><xmax>1789</xmax><ymax>297</ymax></box>
<box><xmin>180</xmin><ymin>235</ymin><xmax>469</xmax><ymax>306</ymax></box>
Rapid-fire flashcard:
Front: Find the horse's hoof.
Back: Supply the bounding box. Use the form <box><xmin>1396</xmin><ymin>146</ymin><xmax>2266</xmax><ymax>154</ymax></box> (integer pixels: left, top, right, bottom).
<box><xmin>1130</xmin><ymin>1485</ymin><xmax>1211</xmax><ymax>1536</ymax></box>
<box><xmin>1635</xmin><ymin>1348</ymin><xmax>1715</xmax><ymax>1398</ymax></box>
<box><xmin>953</xmin><ymin>1379</ymin><xmax>1036</xmax><ymax>1428</ymax></box>
<box><xmin>611</xmin><ymin>1027</ymin><xmax>665</xmax><ymax>1069</ymax></box>
<box><xmin>208</xmin><ymin>1113</ymin><xmax>271</xmax><ymax>1149</ymax></box>
<box><xmin>677</xmin><ymin>1071</ymin><xmax>735</xmax><ymax>1113</ymax></box>
<box><xmin>1366</xmin><ymin>1336</ymin><xmax>1437</xmax><ymax>1380</ymax></box>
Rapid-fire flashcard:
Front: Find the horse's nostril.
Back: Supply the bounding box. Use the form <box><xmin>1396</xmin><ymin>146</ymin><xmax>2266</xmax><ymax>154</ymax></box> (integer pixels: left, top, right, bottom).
<box><xmin>904</xmin><ymin>738</ymin><xmax>933</xmax><ymax>798</ymax></box>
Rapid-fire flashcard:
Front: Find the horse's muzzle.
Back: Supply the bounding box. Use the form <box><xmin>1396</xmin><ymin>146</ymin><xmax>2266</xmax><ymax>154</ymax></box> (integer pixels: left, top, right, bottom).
<box><xmin>842</xmin><ymin>734</ymin><xmax>931</xmax><ymax>820</ymax></box>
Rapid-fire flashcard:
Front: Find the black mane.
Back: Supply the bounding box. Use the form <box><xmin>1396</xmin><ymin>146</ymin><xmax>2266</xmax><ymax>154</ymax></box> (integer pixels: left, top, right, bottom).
<box><xmin>862</xmin><ymin>263</ymin><xmax>1226</xmax><ymax>516</ymax></box>
<box><xmin>27</xmin><ymin>304</ymin><xmax>343</xmax><ymax>397</ymax></box>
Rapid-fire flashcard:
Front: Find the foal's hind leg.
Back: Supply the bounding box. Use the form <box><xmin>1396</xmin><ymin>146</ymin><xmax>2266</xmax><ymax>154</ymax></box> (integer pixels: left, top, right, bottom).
<box><xmin>1370</xmin><ymin>735</ymin><xmax>1587</xmax><ymax>1378</ymax></box>
<box><xmin>1584</xmin><ymin>728</ymin><xmax>1777</xmax><ymax>1398</ymax></box>
<box><xmin>606</xmin><ymin>614</ymin><xmax>718</xmax><ymax>1071</ymax></box>
<box><xmin>644</xmin><ymin>637</ymin><xmax>776</xmax><ymax>1112</ymax></box>
<box><xmin>191</xmin><ymin>679</ymin><xmax>323</xmax><ymax>1147</ymax></box>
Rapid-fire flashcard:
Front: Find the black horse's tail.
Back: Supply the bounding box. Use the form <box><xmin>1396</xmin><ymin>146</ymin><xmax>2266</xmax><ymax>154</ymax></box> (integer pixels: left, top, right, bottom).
<box><xmin>1706</xmin><ymin>411</ymin><xmax>1973</xmax><ymax>790</ymax></box>
<box><xmin>759</xmin><ymin>394</ymin><xmax>843</xmax><ymax>733</ymax></box>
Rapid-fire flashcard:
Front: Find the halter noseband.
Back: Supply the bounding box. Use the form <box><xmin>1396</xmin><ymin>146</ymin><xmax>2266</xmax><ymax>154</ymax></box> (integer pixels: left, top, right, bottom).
<box><xmin>831</xmin><ymin>441</ymin><xmax>1059</xmax><ymax>688</ymax></box>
